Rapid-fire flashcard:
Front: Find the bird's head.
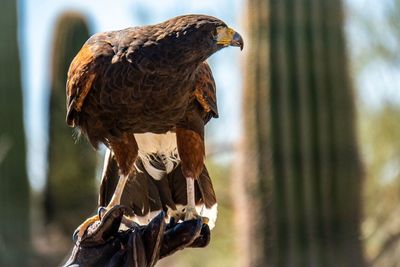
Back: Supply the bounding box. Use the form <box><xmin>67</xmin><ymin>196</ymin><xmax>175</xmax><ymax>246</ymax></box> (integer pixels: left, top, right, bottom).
<box><xmin>213</xmin><ymin>25</ymin><xmax>244</xmax><ymax>51</ymax></box>
<box><xmin>155</xmin><ymin>14</ymin><xmax>244</xmax><ymax>65</ymax></box>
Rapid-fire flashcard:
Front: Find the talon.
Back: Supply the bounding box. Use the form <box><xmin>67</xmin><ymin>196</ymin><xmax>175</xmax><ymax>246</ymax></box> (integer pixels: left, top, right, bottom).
<box><xmin>167</xmin><ymin>207</ymin><xmax>184</xmax><ymax>227</ymax></box>
<box><xmin>183</xmin><ymin>207</ymin><xmax>209</xmax><ymax>225</ymax></box>
<box><xmin>72</xmin><ymin>229</ymin><xmax>79</xmax><ymax>242</ymax></box>
<box><xmin>72</xmin><ymin>214</ymin><xmax>100</xmax><ymax>241</ymax></box>
<box><xmin>184</xmin><ymin>207</ymin><xmax>200</xmax><ymax>221</ymax></box>
<box><xmin>98</xmin><ymin>206</ymin><xmax>107</xmax><ymax>219</ymax></box>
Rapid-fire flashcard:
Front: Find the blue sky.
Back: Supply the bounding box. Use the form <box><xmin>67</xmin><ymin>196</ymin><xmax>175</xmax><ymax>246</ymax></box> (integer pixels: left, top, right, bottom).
<box><xmin>345</xmin><ymin>0</ymin><xmax>400</xmax><ymax>108</ymax></box>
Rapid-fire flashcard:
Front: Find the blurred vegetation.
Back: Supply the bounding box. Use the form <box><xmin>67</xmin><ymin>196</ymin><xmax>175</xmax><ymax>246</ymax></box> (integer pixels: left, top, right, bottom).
<box><xmin>43</xmin><ymin>11</ymin><xmax>97</xmax><ymax>252</ymax></box>
<box><xmin>349</xmin><ymin>1</ymin><xmax>400</xmax><ymax>266</ymax></box>
<box><xmin>360</xmin><ymin>105</ymin><xmax>400</xmax><ymax>267</ymax></box>
<box><xmin>239</xmin><ymin>0</ymin><xmax>366</xmax><ymax>267</ymax></box>
<box><xmin>44</xmin><ymin>11</ymin><xmax>97</xmax><ymax>235</ymax></box>
<box><xmin>0</xmin><ymin>0</ymin><xmax>30</xmax><ymax>266</ymax></box>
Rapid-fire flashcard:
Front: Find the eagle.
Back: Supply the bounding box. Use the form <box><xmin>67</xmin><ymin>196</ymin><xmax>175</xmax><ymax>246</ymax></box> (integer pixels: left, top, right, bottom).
<box><xmin>66</xmin><ymin>14</ymin><xmax>243</xmax><ymax>239</ymax></box>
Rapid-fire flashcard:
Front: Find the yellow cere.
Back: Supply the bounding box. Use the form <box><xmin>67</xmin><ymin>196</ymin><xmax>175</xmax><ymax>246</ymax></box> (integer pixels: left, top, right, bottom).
<box><xmin>216</xmin><ymin>27</ymin><xmax>235</xmax><ymax>46</ymax></box>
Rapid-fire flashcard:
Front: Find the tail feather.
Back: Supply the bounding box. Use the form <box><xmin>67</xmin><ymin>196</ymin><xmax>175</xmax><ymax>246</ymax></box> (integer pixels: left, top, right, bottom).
<box><xmin>99</xmin><ymin>149</ymin><xmax>217</xmax><ymax>228</ymax></box>
<box><xmin>167</xmin><ymin>164</ymin><xmax>218</xmax><ymax>229</ymax></box>
<box><xmin>99</xmin><ymin>151</ymin><xmax>163</xmax><ymax>219</ymax></box>
<box><xmin>196</xmin><ymin>166</ymin><xmax>217</xmax><ymax>208</ymax></box>
<box><xmin>99</xmin><ymin>149</ymin><xmax>119</xmax><ymax>207</ymax></box>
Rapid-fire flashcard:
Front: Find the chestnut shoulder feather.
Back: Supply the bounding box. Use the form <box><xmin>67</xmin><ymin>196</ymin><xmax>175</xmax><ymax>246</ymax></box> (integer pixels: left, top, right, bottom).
<box><xmin>194</xmin><ymin>62</ymin><xmax>219</xmax><ymax>120</ymax></box>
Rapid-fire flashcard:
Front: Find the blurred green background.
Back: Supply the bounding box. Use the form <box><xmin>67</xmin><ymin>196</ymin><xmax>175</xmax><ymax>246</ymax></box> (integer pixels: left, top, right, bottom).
<box><xmin>0</xmin><ymin>0</ymin><xmax>400</xmax><ymax>266</ymax></box>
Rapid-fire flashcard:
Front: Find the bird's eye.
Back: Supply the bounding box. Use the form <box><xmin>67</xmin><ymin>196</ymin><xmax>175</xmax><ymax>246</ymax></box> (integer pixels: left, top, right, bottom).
<box><xmin>211</xmin><ymin>29</ymin><xmax>218</xmax><ymax>40</ymax></box>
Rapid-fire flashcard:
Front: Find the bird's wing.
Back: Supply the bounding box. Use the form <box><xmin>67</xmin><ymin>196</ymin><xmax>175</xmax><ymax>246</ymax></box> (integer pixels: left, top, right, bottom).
<box><xmin>65</xmin><ymin>33</ymin><xmax>115</xmax><ymax>127</ymax></box>
<box><xmin>193</xmin><ymin>62</ymin><xmax>219</xmax><ymax>120</ymax></box>
<box><xmin>66</xmin><ymin>30</ymin><xmax>219</xmax><ymax>129</ymax></box>
<box><xmin>65</xmin><ymin>29</ymin><xmax>148</xmax><ymax>128</ymax></box>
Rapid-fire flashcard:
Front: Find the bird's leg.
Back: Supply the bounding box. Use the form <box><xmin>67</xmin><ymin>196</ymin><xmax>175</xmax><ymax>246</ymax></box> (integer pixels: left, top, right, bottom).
<box><xmin>73</xmin><ymin>174</ymin><xmax>130</xmax><ymax>241</ymax></box>
<box><xmin>74</xmin><ymin>134</ymin><xmax>138</xmax><ymax>241</ymax></box>
<box><xmin>184</xmin><ymin>177</ymin><xmax>209</xmax><ymax>224</ymax></box>
<box><xmin>99</xmin><ymin>173</ymin><xmax>139</xmax><ymax>230</ymax></box>
<box><xmin>184</xmin><ymin>177</ymin><xmax>198</xmax><ymax>220</ymax></box>
<box><xmin>103</xmin><ymin>133</ymin><xmax>138</xmax><ymax>209</ymax></box>
<box><xmin>176</xmin><ymin>125</ymin><xmax>208</xmax><ymax>224</ymax></box>
<box><xmin>102</xmin><ymin>174</ymin><xmax>128</xmax><ymax>212</ymax></box>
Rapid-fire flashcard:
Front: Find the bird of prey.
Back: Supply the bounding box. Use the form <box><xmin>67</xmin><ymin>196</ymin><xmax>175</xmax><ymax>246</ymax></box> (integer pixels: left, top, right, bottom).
<box><xmin>66</xmin><ymin>14</ymin><xmax>243</xmax><ymax>239</ymax></box>
<box><xmin>98</xmin><ymin>62</ymin><xmax>219</xmax><ymax>230</ymax></box>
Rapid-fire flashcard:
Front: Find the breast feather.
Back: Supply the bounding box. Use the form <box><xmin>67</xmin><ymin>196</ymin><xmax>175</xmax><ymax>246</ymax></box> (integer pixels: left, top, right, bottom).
<box><xmin>134</xmin><ymin>132</ymin><xmax>180</xmax><ymax>180</ymax></box>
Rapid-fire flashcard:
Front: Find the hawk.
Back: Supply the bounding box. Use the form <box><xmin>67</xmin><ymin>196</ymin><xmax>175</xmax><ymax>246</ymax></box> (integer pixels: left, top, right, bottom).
<box><xmin>66</xmin><ymin>14</ymin><xmax>243</xmax><ymax>239</ymax></box>
<box><xmin>98</xmin><ymin>62</ymin><xmax>219</xmax><ymax>230</ymax></box>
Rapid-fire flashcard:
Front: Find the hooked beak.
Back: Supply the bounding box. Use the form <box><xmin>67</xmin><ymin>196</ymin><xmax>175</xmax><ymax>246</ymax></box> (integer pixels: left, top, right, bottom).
<box><xmin>230</xmin><ymin>31</ymin><xmax>244</xmax><ymax>51</ymax></box>
<box><xmin>216</xmin><ymin>27</ymin><xmax>244</xmax><ymax>51</ymax></box>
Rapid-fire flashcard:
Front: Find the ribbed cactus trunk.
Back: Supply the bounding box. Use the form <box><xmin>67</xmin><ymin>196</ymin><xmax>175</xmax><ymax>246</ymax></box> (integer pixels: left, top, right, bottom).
<box><xmin>0</xmin><ymin>0</ymin><xmax>30</xmax><ymax>266</ymax></box>
<box><xmin>44</xmin><ymin>12</ymin><xmax>97</xmax><ymax>236</ymax></box>
<box><xmin>238</xmin><ymin>0</ymin><xmax>366</xmax><ymax>267</ymax></box>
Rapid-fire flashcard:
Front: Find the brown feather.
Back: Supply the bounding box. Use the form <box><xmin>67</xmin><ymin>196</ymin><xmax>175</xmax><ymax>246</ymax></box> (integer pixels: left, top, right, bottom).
<box><xmin>194</xmin><ymin>62</ymin><xmax>218</xmax><ymax>119</ymax></box>
<box><xmin>66</xmin><ymin>44</ymin><xmax>97</xmax><ymax>126</ymax></box>
<box><xmin>66</xmin><ymin>15</ymin><xmax>226</xmax><ymax>148</ymax></box>
<box><xmin>99</xmin><ymin>154</ymin><xmax>163</xmax><ymax>217</ymax></box>
<box><xmin>99</xmin><ymin>155</ymin><xmax>216</xmax><ymax>216</ymax></box>
<box><xmin>109</xmin><ymin>133</ymin><xmax>138</xmax><ymax>175</ymax></box>
<box><xmin>167</xmin><ymin>164</ymin><xmax>216</xmax><ymax>208</ymax></box>
<box><xmin>176</xmin><ymin>128</ymin><xmax>205</xmax><ymax>179</ymax></box>
<box><xmin>98</xmin><ymin>151</ymin><xmax>119</xmax><ymax>208</ymax></box>
<box><xmin>69</xmin><ymin>15</ymin><xmax>235</xmax><ymax>229</ymax></box>
<box><xmin>196</xmin><ymin>166</ymin><xmax>217</xmax><ymax>208</ymax></box>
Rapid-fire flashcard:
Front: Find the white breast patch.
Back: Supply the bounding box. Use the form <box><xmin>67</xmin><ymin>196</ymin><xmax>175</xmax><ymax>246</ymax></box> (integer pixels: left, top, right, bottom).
<box><xmin>134</xmin><ymin>131</ymin><xmax>180</xmax><ymax>180</ymax></box>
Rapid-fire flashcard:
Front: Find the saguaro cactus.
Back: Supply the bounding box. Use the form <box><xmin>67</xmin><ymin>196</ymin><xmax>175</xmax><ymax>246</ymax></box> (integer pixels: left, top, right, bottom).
<box><xmin>44</xmin><ymin>12</ymin><xmax>97</xmax><ymax>236</ymax></box>
<box><xmin>238</xmin><ymin>0</ymin><xmax>366</xmax><ymax>267</ymax></box>
<box><xmin>0</xmin><ymin>0</ymin><xmax>30</xmax><ymax>266</ymax></box>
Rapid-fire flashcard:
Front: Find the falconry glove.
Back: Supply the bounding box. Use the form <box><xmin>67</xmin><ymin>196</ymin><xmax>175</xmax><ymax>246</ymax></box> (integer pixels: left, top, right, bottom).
<box><xmin>63</xmin><ymin>206</ymin><xmax>210</xmax><ymax>267</ymax></box>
